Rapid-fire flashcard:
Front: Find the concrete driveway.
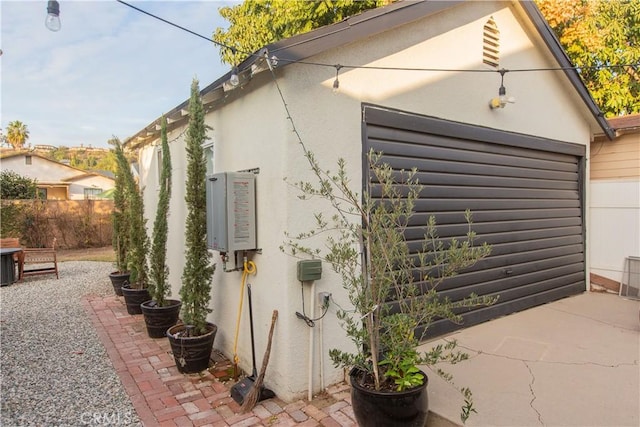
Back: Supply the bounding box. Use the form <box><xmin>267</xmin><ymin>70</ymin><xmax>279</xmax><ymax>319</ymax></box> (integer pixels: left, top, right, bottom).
<box><xmin>420</xmin><ymin>292</ymin><xmax>640</xmax><ymax>427</ymax></box>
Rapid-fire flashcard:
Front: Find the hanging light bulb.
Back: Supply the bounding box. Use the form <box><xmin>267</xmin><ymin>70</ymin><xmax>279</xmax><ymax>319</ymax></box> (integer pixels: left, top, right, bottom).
<box><xmin>332</xmin><ymin>65</ymin><xmax>343</xmax><ymax>94</ymax></box>
<box><xmin>45</xmin><ymin>0</ymin><xmax>61</xmax><ymax>32</ymax></box>
<box><xmin>230</xmin><ymin>67</ymin><xmax>240</xmax><ymax>87</ymax></box>
<box><xmin>489</xmin><ymin>68</ymin><xmax>515</xmax><ymax>109</ymax></box>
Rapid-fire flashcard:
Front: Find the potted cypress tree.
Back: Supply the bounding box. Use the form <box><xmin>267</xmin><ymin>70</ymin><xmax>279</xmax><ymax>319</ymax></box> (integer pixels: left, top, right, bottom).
<box><xmin>120</xmin><ymin>141</ymin><xmax>151</xmax><ymax>315</ymax></box>
<box><xmin>109</xmin><ymin>138</ymin><xmax>131</xmax><ymax>296</ymax></box>
<box><xmin>284</xmin><ymin>150</ymin><xmax>494</xmax><ymax>426</ymax></box>
<box><xmin>166</xmin><ymin>78</ymin><xmax>217</xmax><ymax>373</ymax></box>
<box><xmin>141</xmin><ymin>116</ymin><xmax>181</xmax><ymax>338</ymax></box>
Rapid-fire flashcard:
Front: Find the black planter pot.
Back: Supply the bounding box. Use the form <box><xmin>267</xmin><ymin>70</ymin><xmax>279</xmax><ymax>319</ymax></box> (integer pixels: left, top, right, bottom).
<box><xmin>109</xmin><ymin>271</ymin><xmax>130</xmax><ymax>296</ymax></box>
<box><xmin>167</xmin><ymin>323</ymin><xmax>217</xmax><ymax>374</ymax></box>
<box><xmin>350</xmin><ymin>367</ymin><xmax>429</xmax><ymax>427</ymax></box>
<box><xmin>121</xmin><ymin>285</ymin><xmax>151</xmax><ymax>315</ymax></box>
<box><xmin>140</xmin><ymin>299</ymin><xmax>182</xmax><ymax>338</ymax></box>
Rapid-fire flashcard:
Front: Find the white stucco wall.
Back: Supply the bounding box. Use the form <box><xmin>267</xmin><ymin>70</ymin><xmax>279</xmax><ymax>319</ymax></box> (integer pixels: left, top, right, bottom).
<box><xmin>589</xmin><ymin>179</ymin><xmax>640</xmax><ymax>283</ymax></box>
<box><xmin>138</xmin><ymin>1</ymin><xmax>597</xmax><ymax>401</ymax></box>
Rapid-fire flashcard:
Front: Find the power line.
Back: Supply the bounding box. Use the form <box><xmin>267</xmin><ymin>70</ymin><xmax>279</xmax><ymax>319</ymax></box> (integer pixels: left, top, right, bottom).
<box><xmin>116</xmin><ymin>0</ymin><xmax>637</xmax><ymax>76</ymax></box>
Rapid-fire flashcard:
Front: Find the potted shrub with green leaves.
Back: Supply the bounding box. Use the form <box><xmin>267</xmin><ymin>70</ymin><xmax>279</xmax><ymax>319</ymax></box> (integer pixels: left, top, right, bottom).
<box><xmin>284</xmin><ymin>150</ymin><xmax>494</xmax><ymax>426</ymax></box>
<box><xmin>109</xmin><ymin>138</ymin><xmax>131</xmax><ymax>296</ymax></box>
<box><xmin>166</xmin><ymin>78</ymin><xmax>217</xmax><ymax>374</ymax></box>
<box><xmin>141</xmin><ymin>116</ymin><xmax>181</xmax><ymax>338</ymax></box>
<box><xmin>118</xmin><ymin>140</ymin><xmax>151</xmax><ymax>315</ymax></box>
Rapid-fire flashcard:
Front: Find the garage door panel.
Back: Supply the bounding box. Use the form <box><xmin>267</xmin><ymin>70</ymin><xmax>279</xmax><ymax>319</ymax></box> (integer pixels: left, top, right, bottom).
<box><xmin>367</xmin><ymin>126</ymin><xmax>581</xmax><ymax>163</ymax></box>
<box><xmin>382</xmin><ymin>155</ymin><xmax>579</xmax><ymax>182</ymax></box>
<box><xmin>413</xmin><ymin>198</ymin><xmax>581</xmax><ymax>211</ymax></box>
<box><xmin>364</xmin><ymin>106</ymin><xmax>586</xmax><ymax>156</ymax></box>
<box><xmin>370</xmin><ymin>184</ymin><xmax>579</xmax><ymax>200</ymax></box>
<box><xmin>409</xmin><ymin>208</ymin><xmax>582</xmax><ymax>226</ymax></box>
<box><xmin>405</xmin><ymin>217</ymin><xmax>582</xmax><ymax>240</ymax></box>
<box><xmin>363</xmin><ymin>105</ymin><xmax>585</xmax><ymax>339</ymax></box>
<box><xmin>369</xmin><ymin>138</ymin><xmax>580</xmax><ymax>173</ymax></box>
<box><xmin>467</xmin><ymin>271</ymin><xmax>585</xmax><ymax>306</ymax></box>
<box><xmin>430</xmin><ymin>257</ymin><xmax>585</xmax><ymax>295</ymax></box>
<box><xmin>407</xmin><ymin>171</ymin><xmax>579</xmax><ymax>191</ymax></box>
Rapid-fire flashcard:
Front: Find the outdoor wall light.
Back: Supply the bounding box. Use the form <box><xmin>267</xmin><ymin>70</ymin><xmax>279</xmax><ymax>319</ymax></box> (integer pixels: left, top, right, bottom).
<box><xmin>45</xmin><ymin>0</ymin><xmax>61</xmax><ymax>32</ymax></box>
<box><xmin>489</xmin><ymin>69</ymin><xmax>515</xmax><ymax>109</ymax></box>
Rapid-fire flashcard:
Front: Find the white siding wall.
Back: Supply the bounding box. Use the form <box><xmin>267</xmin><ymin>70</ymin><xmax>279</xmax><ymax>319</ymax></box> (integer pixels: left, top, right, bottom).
<box><xmin>589</xmin><ymin>180</ymin><xmax>640</xmax><ymax>283</ymax></box>
<box><xmin>139</xmin><ymin>1</ymin><xmax>595</xmax><ymax>401</ymax></box>
<box><xmin>1</xmin><ymin>155</ymin><xmax>79</xmax><ymax>181</ymax></box>
<box><xmin>68</xmin><ymin>175</ymin><xmax>115</xmax><ymax>200</ymax></box>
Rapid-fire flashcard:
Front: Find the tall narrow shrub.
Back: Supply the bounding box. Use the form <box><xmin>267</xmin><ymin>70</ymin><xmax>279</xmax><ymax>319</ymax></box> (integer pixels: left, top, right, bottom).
<box><xmin>126</xmin><ymin>156</ymin><xmax>149</xmax><ymax>289</ymax></box>
<box><xmin>148</xmin><ymin>116</ymin><xmax>172</xmax><ymax>306</ymax></box>
<box><xmin>111</xmin><ymin>138</ymin><xmax>130</xmax><ymax>273</ymax></box>
<box><xmin>180</xmin><ymin>78</ymin><xmax>215</xmax><ymax>335</ymax></box>
<box><xmin>112</xmin><ymin>137</ymin><xmax>148</xmax><ymax>287</ymax></box>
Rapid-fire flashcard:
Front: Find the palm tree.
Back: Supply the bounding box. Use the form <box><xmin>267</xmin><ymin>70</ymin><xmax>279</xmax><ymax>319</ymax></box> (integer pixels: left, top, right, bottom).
<box><xmin>6</xmin><ymin>121</ymin><xmax>30</xmax><ymax>149</ymax></box>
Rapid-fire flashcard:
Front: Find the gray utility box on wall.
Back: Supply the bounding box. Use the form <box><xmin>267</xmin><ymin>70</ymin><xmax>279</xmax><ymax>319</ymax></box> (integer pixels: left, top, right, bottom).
<box><xmin>206</xmin><ymin>172</ymin><xmax>257</xmax><ymax>253</ymax></box>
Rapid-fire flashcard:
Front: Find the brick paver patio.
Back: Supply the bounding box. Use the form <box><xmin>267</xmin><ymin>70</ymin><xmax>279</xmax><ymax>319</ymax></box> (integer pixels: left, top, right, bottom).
<box><xmin>83</xmin><ymin>295</ymin><xmax>356</xmax><ymax>427</ymax></box>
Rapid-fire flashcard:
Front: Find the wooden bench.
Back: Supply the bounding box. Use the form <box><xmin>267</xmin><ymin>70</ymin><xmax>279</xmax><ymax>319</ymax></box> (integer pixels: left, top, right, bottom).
<box><xmin>20</xmin><ymin>238</ymin><xmax>59</xmax><ymax>280</ymax></box>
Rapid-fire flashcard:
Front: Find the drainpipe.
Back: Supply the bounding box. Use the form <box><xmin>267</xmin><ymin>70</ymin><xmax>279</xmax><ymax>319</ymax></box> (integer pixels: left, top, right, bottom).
<box><xmin>319</xmin><ymin>311</ymin><xmax>325</xmax><ymax>391</ymax></box>
<box><xmin>308</xmin><ymin>281</ymin><xmax>315</xmax><ymax>402</ymax></box>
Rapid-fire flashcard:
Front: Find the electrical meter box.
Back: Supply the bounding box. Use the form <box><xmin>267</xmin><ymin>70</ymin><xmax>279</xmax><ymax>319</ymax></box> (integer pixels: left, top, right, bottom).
<box><xmin>206</xmin><ymin>172</ymin><xmax>257</xmax><ymax>253</ymax></box>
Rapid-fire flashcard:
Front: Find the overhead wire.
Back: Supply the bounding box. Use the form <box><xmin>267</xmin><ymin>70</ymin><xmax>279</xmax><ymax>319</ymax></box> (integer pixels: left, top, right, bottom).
<box><xmin>115</xmin><ymin>0</ymin><xmax>637</xmax><ymax>77</ymax></box>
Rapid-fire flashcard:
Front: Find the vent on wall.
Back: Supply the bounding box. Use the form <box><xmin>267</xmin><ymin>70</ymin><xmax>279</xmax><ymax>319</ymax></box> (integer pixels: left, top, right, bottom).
<box><xmin>483</xmin><ymin>17</ymin><xmax>500</xmax><ymax>68</ymax></box>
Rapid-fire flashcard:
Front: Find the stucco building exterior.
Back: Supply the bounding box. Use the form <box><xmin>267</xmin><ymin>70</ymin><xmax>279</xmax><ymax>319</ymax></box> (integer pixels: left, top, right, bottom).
<box><xmin>126</xmin><ymin>1</ymin><xmax>615</xmax><ymax>401</ymax></box>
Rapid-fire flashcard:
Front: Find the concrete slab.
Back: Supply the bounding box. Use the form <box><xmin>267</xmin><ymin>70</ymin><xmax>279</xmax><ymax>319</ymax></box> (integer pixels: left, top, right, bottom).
<box><xmin>419</xmin><ymin>292</ymin><xmax>640</xmax><ymax>427</ymax></box>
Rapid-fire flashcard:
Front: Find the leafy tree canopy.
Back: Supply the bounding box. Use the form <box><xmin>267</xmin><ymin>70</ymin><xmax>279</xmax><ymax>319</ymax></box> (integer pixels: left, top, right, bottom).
<box><xmin>0</xmin><ymin>170</ymin><xmax>37</xmax><ymax>200</ymax></box>
<box><xmin>214</xmin><ymin>0</ymin><xmax>638</xmax><ymax>117</ymax></box>
<box><xmin>213</xmin><ymin>0</ymin><xmax>391</xmax><ymax>65</ymax></box>
<box><xmin>536</xmin><ymin>0</ymin><xmax>639</xmax><ymax>116</ymax></box>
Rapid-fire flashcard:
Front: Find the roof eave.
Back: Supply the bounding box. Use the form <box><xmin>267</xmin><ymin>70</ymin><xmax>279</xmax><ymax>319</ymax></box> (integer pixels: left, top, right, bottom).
<box><xmin>124</xmin><ymin>0</ymin><xmax>465</xmax><ymax>149</ymax></box>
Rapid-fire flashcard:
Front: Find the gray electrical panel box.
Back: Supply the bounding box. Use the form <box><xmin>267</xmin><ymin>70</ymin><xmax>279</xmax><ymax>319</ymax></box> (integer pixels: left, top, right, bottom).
<box><xmin>206</xmin><ymin>172</ymin><xmax>257</xmax><ymax>253</ymax></box>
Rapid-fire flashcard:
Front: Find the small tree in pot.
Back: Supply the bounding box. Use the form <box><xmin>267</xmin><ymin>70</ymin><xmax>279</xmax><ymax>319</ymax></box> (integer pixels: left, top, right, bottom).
<box><xmin>141</xmin><ymin>116</ymin><xmax>181</xmax><ymax>338</ymax></box>
<box><xmin>116</xmin><ymin>138</ymin><xmax>150</xmax><ymax>315</ymax></box>
<box><xmin>284</xmin><ymin>150</ymin><xmax>494</xmax><ymax>425</ymax></box>
<box><xmin>167</xmin><ymin>78</ymin><xmax>217</xmax><ymax>373</ymax></box>
<box><xmin>109</xmin><ymin>138</ymin><xmax>131</xmax><ymax>296</ymax></box>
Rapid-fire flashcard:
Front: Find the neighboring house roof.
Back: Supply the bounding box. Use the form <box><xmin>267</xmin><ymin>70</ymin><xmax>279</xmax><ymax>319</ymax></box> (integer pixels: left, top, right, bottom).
<box><xmin>608</xmin><ymin>113</ymin><xmax>640</xmax><ymax>135</ymax></box>
<box><xmin>0</xmin><ymin>151</ymin><xmax>115</xmax><ymax>181</ymax></box>
<box><xmin>125</xmin><ymin>0</ymin><xmax>615</xmax><ymax>147</ymax></box>
<box><xmin>63</xmin><ymin>173</ymin><xmax>113</xmax><ymax>183</ymax></box>
<box><xmin>0</xmin><ymin>151</ymin><xmax>115</xmax><ymax>182</ymax></box>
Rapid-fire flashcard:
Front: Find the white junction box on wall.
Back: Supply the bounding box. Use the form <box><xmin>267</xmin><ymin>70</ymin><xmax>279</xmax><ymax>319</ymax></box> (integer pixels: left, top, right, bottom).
<box><xmin>206</xmin><ymin>172</ymin><xmax>257</xmax><ymax>253</ymax></box>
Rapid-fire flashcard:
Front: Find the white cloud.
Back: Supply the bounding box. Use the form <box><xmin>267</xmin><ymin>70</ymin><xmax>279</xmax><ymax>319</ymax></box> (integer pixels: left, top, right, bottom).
<box><xmin>1</xmin><ymin>0</ymin><xmax>236</xmax><ymax>148</ymax></box>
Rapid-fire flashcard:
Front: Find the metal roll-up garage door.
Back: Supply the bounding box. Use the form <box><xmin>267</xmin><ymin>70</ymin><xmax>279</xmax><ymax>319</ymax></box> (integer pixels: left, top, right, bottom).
<box><xmin>362</xmin><ymin>105</ymin><xmax>586</xmax><ymax>338</ymax></box>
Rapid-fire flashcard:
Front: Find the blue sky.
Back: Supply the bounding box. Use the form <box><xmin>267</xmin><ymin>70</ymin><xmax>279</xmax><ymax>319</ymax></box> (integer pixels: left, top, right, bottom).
<box><xmin>1</xmin><ymin>1</ymin><xmax>237</xmax><ymax>149</ymax></box>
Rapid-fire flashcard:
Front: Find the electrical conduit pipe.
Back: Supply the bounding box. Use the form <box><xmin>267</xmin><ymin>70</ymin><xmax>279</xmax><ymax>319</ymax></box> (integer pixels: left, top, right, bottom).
<box><xmin>232</xmin><ymin>258</ymin><xmax>257</xmax><ymax>377</ymax></box>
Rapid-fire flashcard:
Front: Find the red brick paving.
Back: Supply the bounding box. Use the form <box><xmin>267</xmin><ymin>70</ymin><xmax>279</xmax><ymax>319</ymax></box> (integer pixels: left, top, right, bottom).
<box><xmin>83</xmin><ymin>295</ymin><xmax>356</xmax><ymax>426</ymax></box>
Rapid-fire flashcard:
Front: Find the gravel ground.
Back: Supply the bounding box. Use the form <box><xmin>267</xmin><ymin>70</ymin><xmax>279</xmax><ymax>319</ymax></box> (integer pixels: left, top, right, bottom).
<box><xmin>1</xmin><ymin>262</ymin><xmax>141</xmax><ymax>427</ymax></box>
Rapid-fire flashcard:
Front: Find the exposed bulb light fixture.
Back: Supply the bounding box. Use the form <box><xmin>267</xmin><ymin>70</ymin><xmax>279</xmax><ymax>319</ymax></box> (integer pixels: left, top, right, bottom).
<box><xmin>489</xmin><ymin>68</ymin><xmax>515</xmax><ymax>109</ymax></box>
<box><xmin>230</xmin><ymin>67</ymin><xmax>240</xmax><ymax>87</ymax></box>
<box><xmin>45</xmin><ymin>0</ymin><xmax>61</xmax><ymax>32</ymax></box>
<box><xmin>332</xmin><ymin>64</ymin><xmax>343</xmax><ymax>94</ymax></box>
